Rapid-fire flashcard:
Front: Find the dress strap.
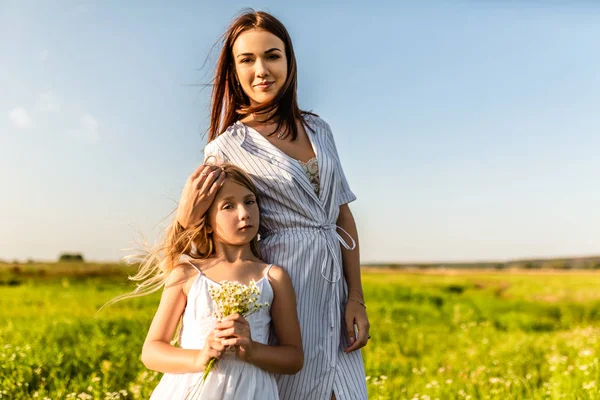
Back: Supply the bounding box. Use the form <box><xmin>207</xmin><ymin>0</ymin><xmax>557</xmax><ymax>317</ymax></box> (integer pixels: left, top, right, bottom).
<box><xmin>263</xmin><ymin>264</ymin><xmax>274</xmax><ymax>278</ymax></box>
<box><xmin>186</xmin><ymin>260</ymin><xmax>201</xmax><ymax>273</ymax></box>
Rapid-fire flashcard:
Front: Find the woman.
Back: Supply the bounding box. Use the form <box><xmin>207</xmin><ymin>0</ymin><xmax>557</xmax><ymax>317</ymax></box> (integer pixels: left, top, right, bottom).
<box><xmin>176</xmin><ymin>10</ymin><xmax>370</xmax><ymax>400</ymax></box>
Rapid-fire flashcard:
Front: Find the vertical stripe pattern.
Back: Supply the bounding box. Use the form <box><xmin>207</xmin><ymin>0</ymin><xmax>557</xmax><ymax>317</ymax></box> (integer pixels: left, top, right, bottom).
<box><xmin>203</xmin><ymin>115</ymin><xmax>368</xmax><ymax>400</ymax></box>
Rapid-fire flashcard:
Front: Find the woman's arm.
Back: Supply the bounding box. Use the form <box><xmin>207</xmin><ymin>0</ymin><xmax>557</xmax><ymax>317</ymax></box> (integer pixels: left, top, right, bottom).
<box><xmin>337</xmin><ymin>204</ymin><xmax>370</xmax><ymax>352</ymax></box>
<box><xmin>141</xmin><ymin>265</ymin><xmax>224</xmax><ymax>373</ymax></box>
<box><xmin>217</xmin><ymin>266</ymin><xmax>304</xmax><ymax>374</ymax></box>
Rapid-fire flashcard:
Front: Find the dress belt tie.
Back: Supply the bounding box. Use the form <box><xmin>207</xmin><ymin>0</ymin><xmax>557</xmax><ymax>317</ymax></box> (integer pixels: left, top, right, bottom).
<box><xmin>261</xmin><ymin>225</ymin><xmax>356</xmax><ymax>334</ymax></box>
<box><xmin>316</xmin><ymin>224</ymin><xmax>356</xmax><ymax>283</ymax></box>
<box><xmin>260</xmin><ymin>225</ymin><xmax>356</xmax><ymax>283</ymax></box>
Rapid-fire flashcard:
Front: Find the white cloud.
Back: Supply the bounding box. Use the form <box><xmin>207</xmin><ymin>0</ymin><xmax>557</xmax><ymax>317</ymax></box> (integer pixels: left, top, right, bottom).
<box><xmin>69</xmin><ymin>113</ymin><xmax>100</xmax><ymax>142</ymax></box>
<box><xmin>9</xmin><ymin>94</ymin><xmax>99</xmax><ymax>142</ymax></box>
<box><xmin>9</xmin><ymin>107</ymin><xmax>32</xmax><ymax>129</ymax></box>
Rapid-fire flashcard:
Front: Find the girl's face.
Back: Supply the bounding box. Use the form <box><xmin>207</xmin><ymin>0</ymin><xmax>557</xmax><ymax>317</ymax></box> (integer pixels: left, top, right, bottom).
<box><xmin>208</xmin><ymin>179</ymin><xmax>259</xmax><ymax>246</ymax></box>
<box><xmin>232</xmin><ymin>29</ymin><xmax>288</xmax><ymax>106</ymax></box>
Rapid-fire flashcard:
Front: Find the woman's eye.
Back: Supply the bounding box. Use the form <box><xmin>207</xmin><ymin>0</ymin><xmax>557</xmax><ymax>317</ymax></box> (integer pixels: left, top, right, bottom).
<box><xmin>223</xmin><ymin>204</ymin><xmax>233</xmax><ymax>210</ymax></box>
<box><xmin>245</xmin><ymin>200</ymin><xmax>255</xmax><ymax>205</ymax></box>
<box><xmin>267</xmin><ymin>54</ymin><xmax>280</xmax><ymax>60</ymax></box>
<box><xmin>240</xmin><ymin>58</ymin><xmax>252</xmax><ymax>63</ymax></box>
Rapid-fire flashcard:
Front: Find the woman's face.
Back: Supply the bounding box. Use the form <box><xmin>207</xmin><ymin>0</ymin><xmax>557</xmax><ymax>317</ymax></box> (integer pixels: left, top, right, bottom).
<box><xmin>232</xmin><ymin>29</ymin><xmax>288</xmax><ymax>106</ymax></box>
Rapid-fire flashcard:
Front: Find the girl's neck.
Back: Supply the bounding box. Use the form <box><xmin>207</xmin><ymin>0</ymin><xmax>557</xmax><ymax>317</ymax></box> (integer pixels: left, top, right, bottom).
<box><xmin>212</xmin><ymin>241</ymin><xmax>257</xmax><ymax>264</ymax></box>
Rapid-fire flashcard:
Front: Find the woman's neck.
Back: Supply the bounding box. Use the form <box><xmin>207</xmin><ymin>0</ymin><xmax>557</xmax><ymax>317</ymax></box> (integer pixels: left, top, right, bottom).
<box><xmin>241</xmin><ymin>105</ymin><xmax>278</xmax><ymax>125</ymax></box>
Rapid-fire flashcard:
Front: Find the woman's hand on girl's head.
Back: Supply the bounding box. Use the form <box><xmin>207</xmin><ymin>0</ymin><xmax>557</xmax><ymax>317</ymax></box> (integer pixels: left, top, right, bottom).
<box><xmin>176</xmin><ymin>164</ymin><xmax>226</xmax><ymax>229</ymax></box>
<box><xmin>214</xmin><ymin>314</ymin><xmax>255</xmax><ymax>362</ymax></box>
<box><xmin>195</xmin><ymin>329</ymin><xmax>226</xmax><ymax>372</ymax></box>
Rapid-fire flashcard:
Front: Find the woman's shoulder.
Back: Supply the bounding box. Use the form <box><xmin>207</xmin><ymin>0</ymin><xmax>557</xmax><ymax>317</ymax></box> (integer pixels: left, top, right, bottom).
<box><xmin>302</xmin><ymin>112</ymin><xmax>334</xmax><ymax>137</ymax></box>
<box><xmin>222</xmin><ymin>120</ymin><xmax>245</xmax><ymax>137</ymax></box>
<box><xmin>206</xmin><ymin>121</ymin><xmax>245</xmax><ymax>146</ymax></box>
<box><xmin>204</xmin><ymin>123</ymin><xmax>244</xmax><ymax>160</ymax></box>
<box><xmin>303</xmin><ymin>112</ymin><xmax>327</xmax><ymax>128</ymax></box>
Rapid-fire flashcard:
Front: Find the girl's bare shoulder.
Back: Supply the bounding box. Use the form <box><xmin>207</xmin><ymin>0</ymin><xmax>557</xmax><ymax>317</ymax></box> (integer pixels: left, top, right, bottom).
<box><xmin>263</xmin><ymin>264</ymin><xmax>291</xmax><ymax>285</ymax></box>
<box><xmin>168</xmin><ymin>261</ymin><xmax>200</xmax><ymax>295</ymax></box>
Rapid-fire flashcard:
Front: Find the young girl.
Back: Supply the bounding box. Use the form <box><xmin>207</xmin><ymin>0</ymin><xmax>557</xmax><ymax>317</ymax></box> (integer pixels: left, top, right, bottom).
<box><xmin>117</xmin><ymin>163</ymin><xmax>303</xmax><ymax>399</ymax></box>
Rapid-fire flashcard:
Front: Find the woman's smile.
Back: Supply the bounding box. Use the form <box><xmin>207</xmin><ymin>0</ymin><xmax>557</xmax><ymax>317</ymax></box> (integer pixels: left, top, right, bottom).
<box><xmin>254</xmin><ymin>81</ymin><xmax>274</xmax><ymax>90</ymax></box>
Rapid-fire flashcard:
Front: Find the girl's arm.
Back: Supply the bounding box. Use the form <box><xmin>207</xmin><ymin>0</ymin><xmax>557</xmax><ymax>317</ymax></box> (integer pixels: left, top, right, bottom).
<box><xmin>141</xmin><ymin>264</ymin><xmax>224</xmax><ymax>373</ymax></box>
<box><xmin>337</xmin><ymin>204</ymin><xmax>370</xmax><ymax>352</ymax></box>
<box><xmin>217</xmin><ymin>265</ymin><xmax>304</xmax><ymax>374</ymax></box>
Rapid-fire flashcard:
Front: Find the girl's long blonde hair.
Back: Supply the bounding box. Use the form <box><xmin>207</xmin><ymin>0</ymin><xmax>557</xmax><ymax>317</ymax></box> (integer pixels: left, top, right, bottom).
<box><xmin>103</xmin><ymin>163</ymin><xmax>261</xmax><ymax>309</ymax></box>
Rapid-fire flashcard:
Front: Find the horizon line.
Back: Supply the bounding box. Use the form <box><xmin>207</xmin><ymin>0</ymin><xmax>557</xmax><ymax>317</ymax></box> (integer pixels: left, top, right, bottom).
<box><xmin>2</xmin><ymin>253</ymin><xmax>600</xmax><ymax>266</ymax></box>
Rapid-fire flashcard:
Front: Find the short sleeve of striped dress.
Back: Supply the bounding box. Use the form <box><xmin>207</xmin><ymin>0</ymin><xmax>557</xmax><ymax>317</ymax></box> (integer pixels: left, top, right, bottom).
<box><xmin>321</xmin><ymin>120</ymin><xmax>357</xmax><ymax>207</ymax></box>
<box><xmin>204</xmin><ymin>140</ymin><xmax>229</xmax><ymax>164</ymax></box>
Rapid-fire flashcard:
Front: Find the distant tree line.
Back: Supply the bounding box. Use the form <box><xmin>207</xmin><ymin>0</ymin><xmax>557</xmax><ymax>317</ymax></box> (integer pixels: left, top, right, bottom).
<box><xmin>0</xmin><ymin>254</ymin><xmax>86</xmax><ymax>264</ymax></box>
<box><xmin>58</xmin><ymin>253</ymin><xmax>85</xmax><ymax>262</ymax></box>
<box><xmin>365</xmin><ymin>257</ymin><xmax>600</xmax><ymax>270</ymax></box>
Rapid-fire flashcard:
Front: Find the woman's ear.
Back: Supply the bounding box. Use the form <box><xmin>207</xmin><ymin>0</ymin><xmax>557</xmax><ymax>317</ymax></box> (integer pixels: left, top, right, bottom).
<box><xmin>206</xmin><ymin>224</ymin><xmax>213</xmax><ymax>234</ymax></box>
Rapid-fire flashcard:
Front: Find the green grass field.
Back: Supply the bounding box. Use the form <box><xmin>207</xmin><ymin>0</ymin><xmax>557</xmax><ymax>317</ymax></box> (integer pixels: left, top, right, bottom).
<box><xmin>1</xmin><ymin>263</ymin><xmax>600</xmax><ymax>399</ymax></box>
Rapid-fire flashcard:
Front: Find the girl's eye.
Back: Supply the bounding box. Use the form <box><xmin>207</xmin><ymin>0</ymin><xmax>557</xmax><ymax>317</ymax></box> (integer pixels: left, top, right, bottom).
<box><xmin>245</xmin><ymin>200</ymin><xmax>255</xmax><ymax>205</ymax></box>
<box><xmin>223</xmin><ymin>204</ymin><xmax>233</xmax><ymax>210</ymax></box>
<box><xmin>240</xmin><ymin>58</ymin><xmax>252</xmax><ymax>63</ymax></box>
<box><xmin>267</xmin><ymin>54</ymin><xmax>280</xmax><ymax>60</ymax></box>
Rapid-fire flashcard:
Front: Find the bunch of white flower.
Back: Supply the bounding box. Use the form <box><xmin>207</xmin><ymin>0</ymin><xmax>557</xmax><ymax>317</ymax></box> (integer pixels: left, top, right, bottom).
<box><xmin>200</xmin><ymin>280</ymin><xmax>269</xmax><ymax>382</ymax></box>
<box><xmin>209</xmin><ymin>280</ymin><xmax>269</xmax><ymax>320</ymax></box>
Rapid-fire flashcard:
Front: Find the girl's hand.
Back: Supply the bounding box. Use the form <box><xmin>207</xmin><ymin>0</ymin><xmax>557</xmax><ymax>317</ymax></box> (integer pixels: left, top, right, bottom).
<box><xmin>344</xmin><ymin>297</ymin><xmax>370</xmax><ymax>353</ymax></box>
<box><xmin>194</xmin><ymin>329</ymin><xmax>226</xmax><ymax>371</ymax></box>
<box><xmin>176</xmin><ymin>164</ymin><xmax>226</xmax><ymax>229</ymax></box>
<box><xmin>215</xmin><ymin>314</ymin><xmax>255</xmax><ymax>362</ymax></box>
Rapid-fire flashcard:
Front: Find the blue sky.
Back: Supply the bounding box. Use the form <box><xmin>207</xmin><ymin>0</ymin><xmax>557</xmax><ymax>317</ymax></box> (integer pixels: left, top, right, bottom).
<box><xmin>2</xmin><ymin>1</ymin><xmax>599</xmax><ymax>263</ymax></box>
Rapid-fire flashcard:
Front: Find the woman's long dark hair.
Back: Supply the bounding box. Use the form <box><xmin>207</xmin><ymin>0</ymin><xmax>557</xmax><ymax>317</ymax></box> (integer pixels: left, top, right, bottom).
<box><xmin>208</xmin><ymin>10</ymin><xmax>313</xmax><ymax>142</ymax></box>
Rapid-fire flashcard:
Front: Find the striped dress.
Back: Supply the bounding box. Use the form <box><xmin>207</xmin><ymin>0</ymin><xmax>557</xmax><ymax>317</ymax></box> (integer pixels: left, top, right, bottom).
<box><xmin>203</xmin><ymin>114</ymin><xmax>368</xmax><ymax>400</ymax></box>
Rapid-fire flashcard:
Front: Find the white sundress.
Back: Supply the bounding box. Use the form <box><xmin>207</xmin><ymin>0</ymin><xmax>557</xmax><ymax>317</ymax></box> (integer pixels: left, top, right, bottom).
<box><xmin>149</xmin><ymin>263</ymin><xmax>279</xmax><ymax>400</ymax></box>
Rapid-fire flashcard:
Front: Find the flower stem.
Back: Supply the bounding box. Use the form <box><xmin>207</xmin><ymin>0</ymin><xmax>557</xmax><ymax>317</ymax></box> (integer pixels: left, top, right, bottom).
<box><xmin>202</xmin><ymin>357</ymin><xmax>217</xmax><ymax>381</ymax></box>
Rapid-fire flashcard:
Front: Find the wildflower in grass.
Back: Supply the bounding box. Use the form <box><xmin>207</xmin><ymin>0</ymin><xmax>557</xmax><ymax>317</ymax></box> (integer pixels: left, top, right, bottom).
<box><xmin>129</xmin><ymin>384</ymin><xmax>141</xmax><ymax>398</ymax></box>
<box><xmin>579</xmin><ymin>349</ymin><xmax>593</xmax><ymax>357</ymax></box>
